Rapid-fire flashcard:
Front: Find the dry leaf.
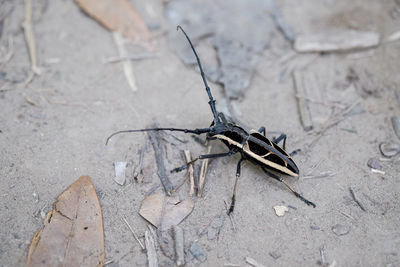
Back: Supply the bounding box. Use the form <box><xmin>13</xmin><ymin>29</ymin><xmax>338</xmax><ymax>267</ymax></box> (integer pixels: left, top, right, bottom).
<box><xmin>26</xmin><ymin>176</ymin><xmax>105</xmax><ymax>267</ymax></box>
<box><xmin>76</xmin><ymin>0</ymin><xmax>151</xmax><ymax>41</ymax></box>
<box><xmin>139</xmin><ymin>193</ymin><xmax>194</xmax><ymax>230</ymax></box>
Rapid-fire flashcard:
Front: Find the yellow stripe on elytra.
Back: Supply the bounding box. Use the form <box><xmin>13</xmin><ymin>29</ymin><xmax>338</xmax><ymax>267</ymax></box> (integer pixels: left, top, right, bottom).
<box><xmin>243</xmin><ymin>146</ymin><xmax>298</xmax><ymax>177</ymax></box>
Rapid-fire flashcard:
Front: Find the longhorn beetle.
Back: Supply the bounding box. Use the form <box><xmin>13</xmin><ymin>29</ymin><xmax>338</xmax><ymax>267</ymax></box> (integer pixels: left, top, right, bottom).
<box><xmin>106</xmin><ymin>25</ymin><xmax>316</xmax><ymax>214</ymax></box>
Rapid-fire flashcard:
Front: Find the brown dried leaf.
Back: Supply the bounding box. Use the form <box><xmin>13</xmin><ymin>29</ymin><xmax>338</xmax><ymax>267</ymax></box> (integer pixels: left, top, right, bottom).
<box><xmin>75</xmin><ymin>0</ymin><xmax>151</xmax><ymax>41</ymax></box>
<box><xmin>139</xmin><ymin>193</ymin><xmax>194</xmax><ymax>230</ymax></box>
<box><xmin>26</xmin><ymin>176</ymin><xmax>105</xmax><ymax>267</ymax></box>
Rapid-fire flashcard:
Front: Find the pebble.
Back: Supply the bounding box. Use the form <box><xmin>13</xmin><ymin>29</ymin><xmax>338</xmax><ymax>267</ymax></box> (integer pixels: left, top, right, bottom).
<box><xmin>367</xmin><ymin>157</ymin><xmax>382</xmax><ymax>170</ymax></box>
<box><xmin>189</xmin><ymin>241</ymin><xmax>207</xmax><ymax>262</ymax></box>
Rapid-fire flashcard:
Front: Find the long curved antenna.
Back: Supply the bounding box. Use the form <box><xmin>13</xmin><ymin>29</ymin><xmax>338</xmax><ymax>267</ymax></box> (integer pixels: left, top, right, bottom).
<box><xmin>177</xmin><ymin>25</ymin><xmax>220</xmax><ymax>124</ymax></box>
<box><xmin>106</xmin><ymin>127</ymin><xmax>211</xmax><ymax>145</ymax></box>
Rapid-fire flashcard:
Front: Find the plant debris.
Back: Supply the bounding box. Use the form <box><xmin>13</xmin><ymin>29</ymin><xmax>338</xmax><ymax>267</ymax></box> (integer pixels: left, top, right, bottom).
<box><xmin>184</xmin><ymin>150</ymin><xmax>195</xmax><ymax>196</ymax></box>
<box><xmin>148</xmin><ymin>130</ymin><xmax>174</xmax><ymax>195</ymax></box>
<box><xmin>294</xmin><ymin>30</ymin><xmax>380</xmax><ymax>53</ymax></box>
<box><xmin>26</xmin><ymin>176</ymin><xmax>105</xmax><ymax>266</ymax></box>
<box><xmin>113</xmin><ymin>161</ymin><xmax>127</xmax><ymax>185</ymax></box>
<box><xmin>349</xmin><ymin>187</ymin><xmax>367</xmax><ymax>212</ymax></box>
<box><xmin>76</xmin><ymin>0</ymin><xmax>151</xmax><ymax>41</ymax></box>
<box><xmin>293</xmin><ymin>70</ymin><xmax>313</xmax><ymax>131</ymax></box>
<box><xmin>139</xmin><ymin>192</ymin><xmax>194</xmax><ymax>230</ymax></box>
<box><xmin>145</xmin><ymin>229</ymin><xmax>158</xmax><ymax>267</ymax></box>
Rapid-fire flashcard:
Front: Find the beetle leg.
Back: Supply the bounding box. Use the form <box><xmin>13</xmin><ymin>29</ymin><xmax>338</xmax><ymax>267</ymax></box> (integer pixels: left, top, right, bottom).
<box><xmin>289</xmin><ymin>149</ymin><xmax>301</xmax><ymax>156</ymax></box>
<box><xmin>272</xmin><ymin>133</ymin><xmax>287</xmax><ymax>150</ymax></box>
<box><xmin>171</xmin><ymin>150</ymin><xmax>237</xmax><ymax>173</ymax></box>
<box><xmin>228</xmin><ymin>158</ymin><xmax>245</xmax><ymax>214</ymax></box>
<box><xmin>258</xmin><ymin>126</ymin><xmax>266</xmax><ymax>136</ymax></box>
<box><xmin>262</xmin><ymin>168</ymin><xmax>316</xmax><ymax>208</ymax></box>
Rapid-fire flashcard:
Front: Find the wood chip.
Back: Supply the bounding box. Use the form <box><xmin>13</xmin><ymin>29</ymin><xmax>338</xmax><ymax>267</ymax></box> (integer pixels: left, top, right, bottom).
<box><xmin>26</xmin><ymin>176</ymin><xmax>105</xmax><ymax>266</ymax></box>
<box><xmin>76</xmin><ymin>0</ymin><xmax>151</xmax><ymax>41</ymax></box>
<box><xmin>294</xmin><ymin>30</ymin><xmax>380</xmax><ymax>52</ymax></box>
<box><xmin>139</xmin><ymin>192</ymin><xmax>165</xmax><ymax>227</ymax></box>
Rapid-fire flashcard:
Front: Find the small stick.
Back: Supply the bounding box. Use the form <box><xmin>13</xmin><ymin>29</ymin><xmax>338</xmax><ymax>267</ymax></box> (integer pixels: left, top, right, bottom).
<box><xmin>302</xmin><ymin>171</ymin><xmax>336</xmax><ymax>180</ymax></box>
<box><xmin>338</xmin><ymin>210</ymin><xmax>355</xmax><ymax>221</ymax></box>
<box><xmin>103</xmin><ymin>53</ymin><xmax>157</xmax><ymax>64</ymax></box>
<box><xmin>145</xmin><ymin>230</ymin><xmax>158</xmax><ymax>267</ymax></box>
<box><xmin>293</xmin><ymin>70</ymin><xmax>313</xmax><ymax>131</ymax></box>
<box><xmin>198</xmin><ymin>144</ymin><xmax>212</xmax><ymax>197</ymax></box>
<box><xmin>22</xmin><ymin>0</ymin><xmax>41</xmax><ymax>86</ymax></box>
<box><xmin>320</xmin><ymin>245</ymin><xmax>326</xmax><ymax>265</ymax></box>
<box><xmin>349</xmin><ymin>187</ymin><xmax>366</xmax><ymax>212</ymax></box>
<box><xmin>148</xmin><ymin>130</ymin><xmax>173</xmax><ymax>195</ymax></box>
<box><xmin>184</xmin><ymin>150</ymin><xmax>195</xmax><ymax>196</ymax></box>
<box><xmin>113</xmin><ymin>32</ymin><xmax>138</xmax><ymax>92</ymax></box>
<box><xmin>172</xmin><ymin>225</ymin><xmax>185</xmax><ymax>266</ymax></box>
<box><xmin>122</xmin><ymin>216</ymin><xmax>145</xmax><ymax>251</ymax></box>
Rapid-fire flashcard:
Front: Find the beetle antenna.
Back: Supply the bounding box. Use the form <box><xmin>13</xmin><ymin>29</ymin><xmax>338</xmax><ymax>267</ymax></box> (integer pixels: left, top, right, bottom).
<box><xmin>177</xmin><ymin>25</ymin><xmax>220</xmax><ymax>124</ymax></box>
<box><xmin>106</xmin><ymin>127</ymin><xmax>212</xmax><ymax>145</ymax></box>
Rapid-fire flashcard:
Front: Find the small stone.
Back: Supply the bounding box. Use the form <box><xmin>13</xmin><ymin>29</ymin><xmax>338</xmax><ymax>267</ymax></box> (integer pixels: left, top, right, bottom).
<box><xmin>379</xmin><ymin>142</ymin><xmax>400</xmax><ymax>158</ymax></box>
<box><xmin>189</xmin><ymin>242</ymin><xmax>207</xmax><ymax>262</ymax></box>
<box><xmin>273</xmin><ymin>206</ymin><xmax>289</xmax><ymax>217</ymax></box>
<box><xmin>310</xmin><ymin>225</ymin><xmax>320</xmax><ymax>230</ymax></box>
<box><xmin>367</xmin><ymin>157</ymin><xmax>382</xmax><ymax>170</ymax></box>
<box><xmin>332</xmin><ymin>224</ymin><xmax>350</xmax><ymax>236</ymax></box>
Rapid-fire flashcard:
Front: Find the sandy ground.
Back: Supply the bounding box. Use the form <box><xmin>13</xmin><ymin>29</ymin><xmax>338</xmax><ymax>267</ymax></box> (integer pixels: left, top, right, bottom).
<box><xmin>1</xmin><ymin>0</ymin><xmax>400</xmax><ymax>266</ymax></box>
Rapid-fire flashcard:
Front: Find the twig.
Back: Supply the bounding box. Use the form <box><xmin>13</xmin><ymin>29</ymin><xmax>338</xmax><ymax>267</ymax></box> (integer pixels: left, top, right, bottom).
<box><xmin>122</xmin><ymin>216</ymin><xmax>145</xmax><ymax>251</ymax></box>
<box><xmin>349</xmin><ymin>187</ymin><xmax>366</xmax><ymax>212</ymax></box>
<box><xmin>338</xmin><ymin>210</ymin><xmax>355</xmax><ymax>221</ymax></box>
<box><xmin>320</xmin><ymin>245</ymin><xmax>326</xmax><ymax>265</ymax></box>
<box><xmin>145</xmin><ymin>230</ymin><xmax>158</xmax><ymax>267</ymax></box>
<box><xmin>148</xmin><ymin>130</ymin><xmax>173</xmax><ymax>195</ymax></box>
<box><xmin>293</xmin><ymin>70</ymin><xmax>313</xmax><ymax>131</ymax></box>
<box><xmin>184</xmin><ymin>150</ymin><xmax>195</xmax><ymax>196</ymax></box>
<box><xmin>172</xmin><ymin>226</ymin><xmax>185</xmax><ymax>266</ymax></box>
<box><xmin>198</xmin><ymin>144</ymin><xmax>212</xmax><ymax>197</ymax></box>
<box><xmin>21</xmin><ymin>0</ymin><xmax>41</xmax><ymax>87</ymax></box>
<box><xmin>103</xmin><ymin>53</ymin><xmax>157</xmax><ymax>64</ymax></box>
<box><xmin>302</xmin><ymin>171</ymin><xmax>336</xmax><ymax>180</ymax></box>
<box><xmin>112</xmin><ymin>32</ymin><xmax>138</xmax><ymax>92</ymax></box>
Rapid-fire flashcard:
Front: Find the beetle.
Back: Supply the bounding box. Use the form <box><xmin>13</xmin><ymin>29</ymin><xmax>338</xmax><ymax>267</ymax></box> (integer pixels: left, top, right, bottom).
<box><xmin>107</xmin><ymin>25</ymin><xmax>316</xmax><ymax>214</ymax></box>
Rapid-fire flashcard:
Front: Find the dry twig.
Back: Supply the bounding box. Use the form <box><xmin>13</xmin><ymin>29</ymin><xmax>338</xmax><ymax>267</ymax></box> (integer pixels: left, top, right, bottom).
<box><xmin>184</xmin><ymin>150</ymin><xmax>195</xmax><ymax>196</ymax></box>
<box><xmin>349</xmin><ymin>187</ymin><xmax>366</xmax><ymax>212</ymax></box>
<box><xmin>145</xmin><ymin>230</ymin><xmax>158</xmax><ymax>267</ymax></box>
<box><xmin>113</xmin><ymin>32</ymin><xmax>138</xmax><ymax>92</ymax></box>
<box><xmin>22</xmin><ymin>0</ymin><xmax>41</xmax><ymax>86</ymax></box>
<box><xmin>121</xmin><ymin>216</ymin><xmax>145</xmax><ymax>251</ymax></box>
<box><xmin>198</xmin><ymin>144</ymin><xmax>212</xmax><ymax>197</ymax></box>
<box><xmin>293</xmin><ymin>70</ymin><xmax>313</xmax><ymax>131</ymax></box>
